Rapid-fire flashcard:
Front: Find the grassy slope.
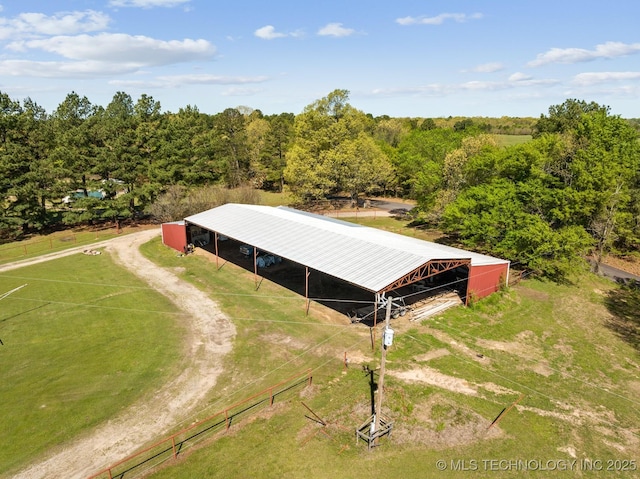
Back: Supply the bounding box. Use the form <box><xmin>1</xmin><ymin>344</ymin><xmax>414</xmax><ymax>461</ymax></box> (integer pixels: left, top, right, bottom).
<box><xmin>0</xmin><ymin>252</ymin><xmax>183</xmax><ymax>476</ymax></box>
<box><xmin>140</xmin><ymin>234</ymin><xmax>639</xmax><ymax>478</ymax></box>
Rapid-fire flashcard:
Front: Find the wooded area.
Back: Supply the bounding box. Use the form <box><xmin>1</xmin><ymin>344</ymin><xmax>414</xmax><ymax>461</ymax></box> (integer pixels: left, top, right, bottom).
<box><xmin>1</xmin><ymin>88</ymin><xmax>638</xmax><ymax>278</ymax></box>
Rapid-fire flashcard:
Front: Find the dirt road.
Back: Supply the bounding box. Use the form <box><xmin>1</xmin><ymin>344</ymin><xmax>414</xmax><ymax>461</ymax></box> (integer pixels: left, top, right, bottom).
<box><xmin>8</xmin><ymin>228</ymin><xmax>236</xmax><ymax>479</ymax></box>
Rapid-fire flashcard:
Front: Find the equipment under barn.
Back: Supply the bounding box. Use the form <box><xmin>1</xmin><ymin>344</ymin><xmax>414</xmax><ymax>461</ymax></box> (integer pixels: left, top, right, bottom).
<box><xmin>161</xmin><ymin>204</ymin><xmax>510</xmax><ymax>322</ymax></box>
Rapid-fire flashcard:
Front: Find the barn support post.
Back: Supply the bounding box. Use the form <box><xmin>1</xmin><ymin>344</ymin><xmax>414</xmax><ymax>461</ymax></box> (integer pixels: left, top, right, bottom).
<box><xmin>371</xmin><ymin>293</ymin><xmax>381</xmax><ymax>351</ymax></box>
<box><xmin>305</xmin><ymin>267</ymin><xmax>310</xmax><ymax>315</ymax></box>
<box><xmin>373</xmin><ymin>293</ymin><xmax>380</xmax><ymax>329</ymax></box>
<box><xmin>214</xmin><ymin>232</ymin><xmax>219</xmax><ymax>270</ymax></box>
<box><xmin>254</xmin><ymin>246</ymin><xmax>259</xmax><ymax>290</ymax></box>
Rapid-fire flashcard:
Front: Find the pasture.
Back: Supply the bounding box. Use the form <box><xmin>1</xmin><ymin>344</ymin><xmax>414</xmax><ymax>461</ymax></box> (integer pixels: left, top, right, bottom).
<box><xmin>0</xmin><ymin>251</ymin><xmax>183</xmax><ymax>476</ymax></box>
<box><xmin>1</xmin><ymin>220</ymin><xmax>638</xmax><ymax>478</ymax></box>
<box><xmin>494</xmin><ymin>134</ymin><xmax>532</xmax><ymax>147</ymax></box>
<box><xmin>139</xmin><ymin>237</ymin><xmax>639</xmax><ymax>479</ymax></box>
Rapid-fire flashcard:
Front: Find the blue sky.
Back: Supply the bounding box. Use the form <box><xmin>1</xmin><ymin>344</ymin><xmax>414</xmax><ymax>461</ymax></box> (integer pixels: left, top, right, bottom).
<box><xmin>1</xmin><ymin>0</ymin><xmax>639</xmax><ymax>118</ymax></box>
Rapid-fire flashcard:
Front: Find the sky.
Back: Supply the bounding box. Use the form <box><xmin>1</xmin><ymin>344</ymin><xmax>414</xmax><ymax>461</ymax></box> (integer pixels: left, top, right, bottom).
<box><xmin>1</xmin><ymin>0</ymin><xmax>639</xmax><ymax>118</ymax></box>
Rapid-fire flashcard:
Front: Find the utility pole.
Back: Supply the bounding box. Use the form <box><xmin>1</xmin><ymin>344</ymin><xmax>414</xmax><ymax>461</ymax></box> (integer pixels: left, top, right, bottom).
<box><xmin>373</xmin><ymin>295</ymin><xmax>393</xmax><ymax>445</ymax></box>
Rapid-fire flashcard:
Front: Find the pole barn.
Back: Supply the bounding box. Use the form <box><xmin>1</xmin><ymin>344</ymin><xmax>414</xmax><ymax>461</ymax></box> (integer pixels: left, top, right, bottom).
<box><xmin>162</xmin><ymin>204</ymin><xmax>510</xmax><ymax>313</ymax></box>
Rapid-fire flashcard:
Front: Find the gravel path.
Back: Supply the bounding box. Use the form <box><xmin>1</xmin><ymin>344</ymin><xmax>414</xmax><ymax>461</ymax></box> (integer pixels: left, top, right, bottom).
<box><xmin>7</xmin><ymin>228</ymin><xmax>236</xmax><ymax>479</ymax></box>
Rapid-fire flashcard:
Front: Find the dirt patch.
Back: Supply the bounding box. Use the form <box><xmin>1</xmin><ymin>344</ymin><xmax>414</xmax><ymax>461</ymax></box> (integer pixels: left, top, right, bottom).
<box><xmin>478</xmin><ymin>382</ymin><xmax>519</xmax><ymax>396</ymax></box>
<box><xmin>10</xmin><ymin>229</ymin><xmax>236</xmax><ymax>479</ymax></box>
<box><xmin>531</xmin><ymin>362</ymin><xmax>555</xmax><ymax>377</ymax></box>
<box><xmin>389</xmin><ymin>367</ymin><xmax>478</xmax><ymax>396</ymax></box>
<box><xmin>423</xmin><ymin>327</ymin><xmax>489</xmax><ymax>364</ymax></box>
<box><xmin>393</xmin><ymin>395</ymin><xmax>503</xmax><ymax>448</ymax></box>
<box><xmin>475</xmin><ymin>335</ymin><xmax>541</xmax><ymax>361</ymax></box>
<box><xmin>261</xmin><ymin>332</ymin><xmax>308</xmax><ymax>351</ymax></box>
<box><xmin>414</xmin><ymin>348</ymin><xmax>450</xmax><ymax>362</ymax></box>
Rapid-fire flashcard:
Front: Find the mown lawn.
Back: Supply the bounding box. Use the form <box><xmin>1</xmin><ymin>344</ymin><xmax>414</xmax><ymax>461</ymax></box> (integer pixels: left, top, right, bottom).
<box><xmin>0</xmin><ymin>252</ymin><xmax>183</xmax><ymax>476</ymax></box>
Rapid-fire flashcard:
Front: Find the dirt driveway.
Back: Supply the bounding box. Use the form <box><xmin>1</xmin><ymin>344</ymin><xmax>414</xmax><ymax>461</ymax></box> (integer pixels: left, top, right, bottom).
<box><xmin>7</xmin><ymin>228</ymin><xmax>236</xmax><ymax>479</ymax></box>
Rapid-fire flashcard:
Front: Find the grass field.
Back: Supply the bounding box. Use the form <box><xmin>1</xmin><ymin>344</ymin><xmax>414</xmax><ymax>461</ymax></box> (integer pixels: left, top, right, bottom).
<box><xmin>0</xmin><ymin>252</ymin><xmax>183</xmax><ymax>476</ymax></box>
<box><xmin>0</xmin><ymin>225</ymin><xmax>141</xmax><ymax>265</ymax></box>
<box><xmin>494</xmin><ymin>134</ymin><xmax>532</xmax><ymax>147</ymax></box>
<box><xmin>137</xmin><ymin>238</ymin><xmax>639</xmax><ymax>479</ymax></box>
<box><xmin>2</xmin><ymin>219</ymin><xmax>639</xmax><ymax>479</ymax></box>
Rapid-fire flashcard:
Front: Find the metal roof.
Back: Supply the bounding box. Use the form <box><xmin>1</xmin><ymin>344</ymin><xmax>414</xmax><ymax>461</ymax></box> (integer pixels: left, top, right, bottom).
<box><xmin>185</xmin><ymin>203</ymin><xmax>509</xmax><ymax>293</ymax></box>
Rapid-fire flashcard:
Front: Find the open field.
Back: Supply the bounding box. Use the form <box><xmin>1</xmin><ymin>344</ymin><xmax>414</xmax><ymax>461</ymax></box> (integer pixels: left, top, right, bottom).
<box><xmin>138</xmin><ymin>239</ymin><xmax>639</xmax><ymax>478</ymax></box>
<box><xmin>1</xmin><ymin>217</ymin><xmax>639</xmax><ymax>478</ymax></box>
<box><xmin>0</xmin><ymin>251</ymin><xmax>183</xmax><ymax>476</ymax></box>
<box><xmin>494</xmin><ymin>134</ymin><xmax>532</xmax><ymax>147</ymax></box>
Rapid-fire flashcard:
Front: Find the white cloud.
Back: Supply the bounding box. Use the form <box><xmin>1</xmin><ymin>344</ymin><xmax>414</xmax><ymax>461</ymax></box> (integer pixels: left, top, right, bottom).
<box><xmin>0</xmin><ymin>59</ymin><xmax>140</xmax><ymax>77</ymax></box>
<box><xmin>8</xmin><ymin>33</ymin><xmax>216</xmax><ymax>66</ymax></box>
<box><xmin>370</xmin><ymin>75</ymin><xmax>558</xmax><ymax>97</ymax></box>
<box><xmin>1</xmin><ymin>33</ymin><xmax>216</xmax><ymax>79</ymax></box>
<box><xmin>528</xmin><ymin>41</ymin><xmax>640</xmax><ymax>67</ymax></box>
<box><xmin>254</xmin><ymin>25</ymin><xmax>287</xmax><ymax>40</ymax></box>
<box><xmin>573</xmin><ymin>71</ymin><xmax>640</xmax><ymax>85</ymax></box>
<box><xmin>317</xmin><ymin>23</ymin><xmax>355</xmax><ymax>37</ymax></box>
<box><xmin>0</xmin><ymin>10</ymin><xmax>110</xmax><ymax>40</ymax></box>
<box><xmin>471</xmin><ymin>62</ymin><xmax>504</xmax><ymax>73</ymax></box>
<box><xmin>396</xmin><ymin>12</ymin><xmax>483</xmax><ymax>26</ymax></box>
<box><xmin>110</xmin><ymin>75</ymin><xmax>268</xmax><ymax>89</ymax></box>
<box><xmin>508</xmin><ymin>72</ymin><xmax>533</xmax><ymax>81</ymax></box>
<box><xmin>157</xmin><ymin>74</ymin><xmax>268</xmax><ymax>86</ymax></box>
<box><xmin>108</xmin><ymin>0</ymin><xmax>191</xmax><ymax>7</ymax></box>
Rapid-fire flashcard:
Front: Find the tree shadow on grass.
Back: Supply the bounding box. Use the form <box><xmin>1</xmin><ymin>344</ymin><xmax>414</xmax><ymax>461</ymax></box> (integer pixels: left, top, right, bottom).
<box><xmin>603</xmin><ymin>280</ymin><xmax>640</xmax><ymax>353</ymax></box>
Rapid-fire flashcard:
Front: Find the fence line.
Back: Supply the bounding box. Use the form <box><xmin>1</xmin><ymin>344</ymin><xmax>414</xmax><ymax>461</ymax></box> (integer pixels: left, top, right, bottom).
<box><xmin>87</xmin><ymin>369</ymin><xmax>313</xmax><ymax>479</ymax></box>
<box><xmin>0</xmin><ymin>230</ymin><xmax>123</xmax><ymax>262</ymax></box>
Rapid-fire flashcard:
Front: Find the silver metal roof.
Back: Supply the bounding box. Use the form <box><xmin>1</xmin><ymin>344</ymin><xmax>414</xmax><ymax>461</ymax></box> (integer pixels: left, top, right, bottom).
<box><xmin>185</xmin><ymin>203</ymin><xmax>508</xmax><ymax>293</ymax></box>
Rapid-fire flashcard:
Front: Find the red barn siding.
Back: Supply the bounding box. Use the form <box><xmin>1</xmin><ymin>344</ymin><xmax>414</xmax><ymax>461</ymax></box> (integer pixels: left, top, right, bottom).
<box><xmin>161</xmin><ymin>222</ymin><xmax>187</xmax><ymax>253</ymax></box>
<box><xmin>467</xmin><ymin>263</ymin><xmax>509</xmax><ymax>301</ymax></box>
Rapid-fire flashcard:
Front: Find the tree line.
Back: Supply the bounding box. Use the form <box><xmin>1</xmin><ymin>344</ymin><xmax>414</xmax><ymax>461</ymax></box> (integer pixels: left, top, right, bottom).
<box><xmin>1</xmin><ymin>88</ymin><xmax>638</xmax><ymax>278</ymax></box>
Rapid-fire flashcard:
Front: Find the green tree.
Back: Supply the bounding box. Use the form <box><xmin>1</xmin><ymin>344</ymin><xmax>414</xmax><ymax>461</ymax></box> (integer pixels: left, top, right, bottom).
<box><xmin>50</xmin><ymin>92</ymin><xmax>97</xmax><ymax>198</ymax></box>
<box><xmin>442</xmin><ymin>179</ymin><xmax>592</xmax><ymax>279</ymax></box>
<box><xmin>212</xmin><ymin>108</ymin><xmax>249</xmax><ymax>188</ymax></box>
<box><xmin>394</xmin><ymin>127</ymin><xmax>465</xmax><ymax>209</ymax></box>
<box><xmin>284</xmin><ymin>89</ymin><xmax>378</xmax><ymax>202</ymax></box>
<box><xmin>1</xmin><ymin>97</ymin><xmax>58</xmax><ymax>234</ymax></box>
<box><xmin>260</xmin><ymin>113</ymin><xmax>294</xmax><ymax>192</ymax></box>
<box><xmin>533</xmin><ymin>98</ymin><xmax>608</xmax><ymax>137</ymax></box>
<box><xmin>328</xmin><ymin>133</ymin><xmax>394</xmax><ymax>203</ymax></box>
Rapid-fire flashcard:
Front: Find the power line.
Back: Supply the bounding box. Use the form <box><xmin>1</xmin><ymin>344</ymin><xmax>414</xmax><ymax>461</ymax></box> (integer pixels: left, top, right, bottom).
<box><xmin>426</xmin><ymin>318</ymin><xmax>640</xmax><ymax>408</ymax></box>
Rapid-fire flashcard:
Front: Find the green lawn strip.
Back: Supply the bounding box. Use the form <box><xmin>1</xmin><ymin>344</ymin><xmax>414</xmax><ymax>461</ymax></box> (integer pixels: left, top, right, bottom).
<box><xmin>0</xmin><ymin>253</ymin><xmax>183</xmax><ymax>475</ymax></box>
<box><xmin>0</xmin><ymin>228</ymin><xmax>126</xmax><ymax>265</ymax></box>
<box><xmin>342</xmin><ymin>216</ymin><xmax>443</xmax><ymax>242</ymax></box>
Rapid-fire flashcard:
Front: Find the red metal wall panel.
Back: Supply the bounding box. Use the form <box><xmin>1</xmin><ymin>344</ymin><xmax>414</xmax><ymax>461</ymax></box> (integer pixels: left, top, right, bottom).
<box><xmin>467</xmin><ymin>263</ymin><xmax>509</xmax><ymax>300</ymax></box>
<box><xmin>161</xmin><ymin>222</ymin><xmax>187</xmax><ymax>253</ymax></box>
